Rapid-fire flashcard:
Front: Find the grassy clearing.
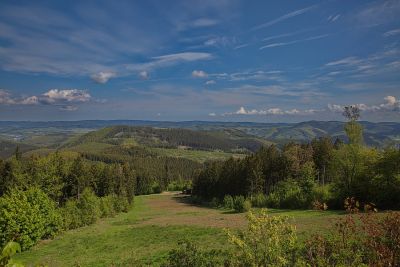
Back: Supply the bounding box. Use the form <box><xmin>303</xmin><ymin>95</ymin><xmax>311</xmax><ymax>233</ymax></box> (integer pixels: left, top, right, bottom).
<box><xmin>150</xmin><ymin>147</ymin><xmax>246</xmax><ymax>163</ymax></box>
<box><xmin>16</xmin><ymin>193</ymin><xmax>344</xmax><ymax>266</ymax></box>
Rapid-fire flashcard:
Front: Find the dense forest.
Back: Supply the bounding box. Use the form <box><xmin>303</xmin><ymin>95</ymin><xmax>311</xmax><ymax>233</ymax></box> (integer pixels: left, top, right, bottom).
<box><xmin>193</xmin><ymin>107</ymin><xmax>400</xmax><ymax>210</ymax></box>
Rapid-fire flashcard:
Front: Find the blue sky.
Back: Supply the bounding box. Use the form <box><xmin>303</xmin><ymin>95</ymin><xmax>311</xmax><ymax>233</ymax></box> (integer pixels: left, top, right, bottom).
<box><xmin>0</xmin><ymin>0</ymin><xmax>399</xmax><ymax>122</ymax></box>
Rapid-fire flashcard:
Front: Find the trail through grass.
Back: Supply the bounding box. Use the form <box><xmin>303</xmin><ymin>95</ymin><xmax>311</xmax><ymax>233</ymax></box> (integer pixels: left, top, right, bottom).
<box><xmin>16</xmin><ymin>192</ymin><xmax>344</xmax><ymax>266</ymax></box>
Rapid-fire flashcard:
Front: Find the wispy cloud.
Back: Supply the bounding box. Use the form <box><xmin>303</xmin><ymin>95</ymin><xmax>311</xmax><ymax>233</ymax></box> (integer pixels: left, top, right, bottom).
<box><xmin>327</xmin><ymin>14</ymin><xmax>341</xmax><ymax>22</ymax></box>
<box><xmin>383</xmin><ymin>28</ymin><xmax>400</xmax><ymax>37</ymax></box>
<box><xmin>223</xmin><ymin>106</ymin><xmax>319</xmax><ymax>116</ymax></box>
<box><xmin>260</xmin><ymin>34</ymin><xmax>329</xmax><ymax>50</ymax></box>
<box><xmin>252</xmin><ymin>4</ymin><xmax>317</xmax><ymax>31</ymax></box>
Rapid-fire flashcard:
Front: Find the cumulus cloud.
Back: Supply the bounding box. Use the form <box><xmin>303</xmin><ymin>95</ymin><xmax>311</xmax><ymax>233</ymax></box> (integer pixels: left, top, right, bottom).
<box><xmin>208</xmin><ymin>112</ymin><xmax>216</xmax><ymax>116</ymax></box>
<box><xmin>0</xmin><ymin>89</ymin><xmax>91</xmax><ymax>111</ymax></box>
<box><xmin>328</xmin><ymin>96</ymin><xmax>400</xmax><ymax>113</ymax></box>
<box><xmin>0</xmin><ymin>90</ymin><xmax>16</xmax><ymax>104</ymax></box>
<box><xmin>42</xmin><ymin>89</ymin><xmax>91</xmax><ymax>104</ymax></box>
<box><xmin>192</xmin><ymin>70</ymin><xmax>208</xmax><ymax>78</ymax></box>
<box><xmin>225</xmin><ymin>106</ymin><xmax>317</xmax><ymax>116</ymax></box>
<box><xmin>91</xmin><ymin>71</ymin><xmax>116</xmax><ymax>84</ymax></box>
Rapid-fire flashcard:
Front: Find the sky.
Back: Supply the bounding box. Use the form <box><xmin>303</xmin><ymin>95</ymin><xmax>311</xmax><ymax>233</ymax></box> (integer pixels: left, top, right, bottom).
<box><xmin>0</xmin><ymin>0</ymin><xmax>399</xmax><ymax>122</ymax></box>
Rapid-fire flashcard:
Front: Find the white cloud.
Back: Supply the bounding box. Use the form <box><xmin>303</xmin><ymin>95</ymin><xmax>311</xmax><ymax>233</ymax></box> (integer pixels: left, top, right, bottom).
<box><xmin>42</xmin><ymin>89</ymin><xmax>91</xmax><ymax>103</ymax></box>
<box><xmin>192</xmin><ymin>70</ymin><xmax>208</xmax><ymax>78</ymax></box>
<box><xmin>192</xmin><ymin>18</ymin><xmax>219</xmax><ymax>27</ymax></box>
<box><xmin>0</xmin><ymin>90</ymin><xmax>16</xmax><ymax>104</ymax></box>
<box><xmin>205</xmin><ymin>80</ymin><xmax>216</xmax><ymax>85</ymax></box>
<box><xmin>20</xmin><ymin>96</ymin><xmax>39</xmax><ymax>105</ymax></box>
<box><xmin>0</xmin><ymin>89</ymin><xmax>91</xmax><ymax>109</ymax></box>
<box><xmin>126</xmin><ymin>52</ymin><xmax>212</xmax><ymax>73</ymax></box>
<box><xmin>91</xmin><ymin>71</ymin><xmax>116</xmax><ymax>84</ymax></box>
<box><xmin>252</xmin><ymin>4</ymin><xmax>317</xmax><ymax>31</ymax></box>
<box><xmin>139</xmin><ymin>71</ymin><xmax>149</xmax><ymax>80</ymax></box>
<box><xmin>225</xmin><ymin>106</ymin><xmax>316</xmax><ymax>116</ymax></box>
<box><xmin>208</xmin><ymin>112</ymin><xmax>216</xmax><ymax>116</ymax></box>
<box><xmin>260</xmin><ymin>34</ymin><xmax>329</xmax><ymax>50</ymax></box>
<box><xmin>328</xmin><ymin>96</ymin><xmax>400</xmax><ymax>113</ymax></box>
<box><xmin>383</xmin><ymin>28</ymin><xmax>400</xmax><ymax>37</ymax></box>
<box><xmin>60</xmin><ymin>105</ymin><xmax>78</xmax><ymax>111</ymax></box>
<box><xmin>327</xmin><ymin>14</ymin><xmax>341</xmax><ymax>22</ymax></box>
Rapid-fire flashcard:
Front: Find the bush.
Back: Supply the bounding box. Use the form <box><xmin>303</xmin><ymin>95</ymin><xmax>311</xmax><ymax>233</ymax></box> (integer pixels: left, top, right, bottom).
<box><xmin>162</xmin><ymin>240</ymin><xmax>225</xmax><ymax>267</ymax></box>
<box><xmin>251</xmin><ymin>193</ymin><xmax>268</xmax><ymax>208</ymax></box>
<box><xmin>209</xmin><ymin>197</ymin><xmax>219</xmax><ymax>208</ymax></box>
<box><xmin>61</xmin><ymin>199</ymin><xmax>82</xmax><ymax>230</ymax></box>
<box><xmin>100</xmin><ymin>195</ymin><xmax>116</xmax><ymax>218</ymax></box>
<box><xmin>77</xmin><ymin>188</ymin><xmax>100</xmax><ymax>226</ymax></box>
<box><xmin>113</xmin><ymin>195</ymin><xmax>130</xmax><ymax>213</ymax></box>
<box><xmin>223</xmin><ymin>195</ymin><xmax>234</xmax><ymax>210</ymax></box>
<box><xmin>233</xmin><ymin>196</ymin><xmax>251</xmax><ymax>213</ymax></box>
<box><xmin>226</xmin><ymin>209</ymin><xmax>300</xmax><ymax>266</ymax></box>
<box><xmin>151</xmin><ymin>182</ymin><xmax>162</xmax><ymax>194</ymax></box>
<box><xmin>0</xmin><ymin>241</ymin><xmax>23</xmax><ymax>267</ymax></box>
<box><xmin>61</xmin><ymin>188</ymin><xmax>100</xmax><ymax>230</ymax></box>
<box><xmin>0</xmin><ymin>187</ymin><xmax>62</xmax><ymax>250</ymax></box>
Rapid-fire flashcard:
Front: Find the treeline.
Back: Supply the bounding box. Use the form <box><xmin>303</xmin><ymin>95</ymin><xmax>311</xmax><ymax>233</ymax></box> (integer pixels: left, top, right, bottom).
<box><xmin>193</xmin><ymin>111</ymin><xmax>400</xmax><ymax>210</ymax></box>
<box><xmin>0</xmin><ymin>152</ymin><xmax>138</xmax><ymax>250</ymax></box>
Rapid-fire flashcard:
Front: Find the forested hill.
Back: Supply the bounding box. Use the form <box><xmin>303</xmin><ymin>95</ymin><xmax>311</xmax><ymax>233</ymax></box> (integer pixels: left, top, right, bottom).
<box><xmin>62</xmin><ymin>126</ymin><xmax>267</xmax><ymax>153</ymax></box>
<box><xmin>0</xmin><ymin>120</ymin><xmax>399</xmax><ymax>154</ymax></box>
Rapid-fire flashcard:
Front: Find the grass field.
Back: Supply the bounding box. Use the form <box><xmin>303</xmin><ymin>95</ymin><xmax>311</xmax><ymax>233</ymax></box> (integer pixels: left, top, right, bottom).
<box><xmin>16</xmin><ymin>193</ymin><xmax>344</xmax><ymax>266</ymax></box>
<box><xmin>149</xmin><ymin>147</ymin><xmax>246</xmax><ymax>163</ymax></box>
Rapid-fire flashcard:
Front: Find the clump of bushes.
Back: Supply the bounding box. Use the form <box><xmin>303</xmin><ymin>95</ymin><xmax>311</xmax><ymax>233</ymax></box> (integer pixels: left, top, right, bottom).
<box><xmin>251</xmin><ymin>193</ymin><xmax>268</xmax><ymax>208</ymax></box>
<box><xmin>62</xmin><ymin>188</ymin><xmax>131</xmax><ymax>230</ymax></box>
<box><xmin>0</xmin><ymin>187</ymin><xmax>62</xmax><ymax>250</ymax></box>
<box><xmin>223</xmin><ymin>195</ymin><xmax>234</xmax><ymax>210</ymax></box>
<box><xmin>233</xmin><ymin>195</ymin><xmax>251</xmax><ymax>213</ymax></box>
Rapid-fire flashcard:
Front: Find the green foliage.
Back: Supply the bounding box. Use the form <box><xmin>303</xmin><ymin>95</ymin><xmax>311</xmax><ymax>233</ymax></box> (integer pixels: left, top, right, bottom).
<box><xmin>223</xmin><ymin>195</ymin><xmax>234</xmax><ymax>210</ymax></box>
<box><xmin>209</xmin><ymin>197</ymin><xmax>220</xmax><ymax>208</ymax></box>
<box><xmin>0</xmin><ymin>187</ymin><xmax>62</xmax><ymax>250</ymax></box>
<box><xmin>99</xmin><ymin>195</ymin><xmax>116</xmax><ymax>218</ymax></box>
<box><xmin>163</xmin><ymin>240</ymin><xmax>224</xmax><ymax>267</ymax></box>
<box><xmin>250</xmin><ymin>193</ymin><xmax>268</xmax><ymax>208</ymax></box>
<box><xmin>0</xmin><ymin>241</ymin><xmax>24</xmax><ymax>267</ymax></box>
<box><xmin>226</xmin><ymin>209</ymin><xmax>299</xmax><ymax>266</ymax></box>
<box><xmin>76</xmin><ymin>188</ymin><xmax>100</xmax><ymax>226</ymax></box>
<box><xmin>60</xmin><ymin>199</ymin><xmax>82</xmax><ymax>230</ymax></box>
<box><xmin>233</xmin><ymin>196</ymin><xmax>251</xmax><ymax>213</ymax></box>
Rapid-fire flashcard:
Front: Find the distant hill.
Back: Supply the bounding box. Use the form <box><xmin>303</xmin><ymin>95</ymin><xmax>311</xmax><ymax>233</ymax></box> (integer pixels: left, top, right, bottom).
<box><xmin>0</xmin><ymin>120</ymin><xmax>399</xmax><ymax>151</ymax></box>
<box><xmin>62</xmin><ymin>126</ymin><xmax>268</xmax><ymax>153</ymax></box>
<box><xmin>0</xmin><ymin>139</ymin><xmax>37</xmax><ymax>159</ymax></box>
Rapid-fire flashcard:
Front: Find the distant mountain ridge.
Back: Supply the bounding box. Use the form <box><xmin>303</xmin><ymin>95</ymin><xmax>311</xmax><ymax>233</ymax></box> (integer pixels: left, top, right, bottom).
<box><xmin>0</xmin><ymin>120</ymin><xmax>399</xmax><ymax>154</ymax></box>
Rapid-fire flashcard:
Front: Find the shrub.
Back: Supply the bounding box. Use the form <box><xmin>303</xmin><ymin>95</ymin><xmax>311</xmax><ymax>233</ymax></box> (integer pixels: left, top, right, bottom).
<box><xmin>251</xmin><ymin>193</ymin><xmax>268</xmax><ymax>208</ymax></box>
<box><xmin>0</xmin><ymin>187</ymin><xmax>62</xmax><ymax>250</ymax></box>
<box><xmin>226</xmin><ymin>209</ymin><xmax>300</xmax><ymax>266</ymax></box>
<box><xmin>151</xmin><ymin>182</ymin><xmax>162</xmax><ymax>194</ymax></box>
<box><xmin>99</xmin><ymin>195</ymin><xmax>116</xmax><ymax>218</ymax></box>
<box><xmin>77</xmin><ymin>188</ymin><xmax>100</xmax><ymax>226</ymax></box>
<box><xmin>61</xmin><ymin>199</ymin><xmax>82</xmax><ymax>230</ymax></box>
<box><xmin>223</xmin><ymin>195</ymin><xmax>234</xmax><ymax>210</ymax></box>
<box><xmin>233</xmin><ymin>196</ymin><xmax>251</xmax><ymax>213</ymax></box>
<box><xmin>113</xmin><ymin>195</ymin><xmax>130</xmax><ymax>213</ymax></box>
<box><xmin>162</xmin><ymin>240</ymin><xmax>224</xmax><ymax>267</ymax></box>
<box><xmin>209</xmin><ymin>197</ymin><xmax>219</xmax><ymax>208</ymax></box>
<box><xmin>0</xmin><ymin>241</ymin><xmax>23</xmax><ymax>267</ymax></box>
